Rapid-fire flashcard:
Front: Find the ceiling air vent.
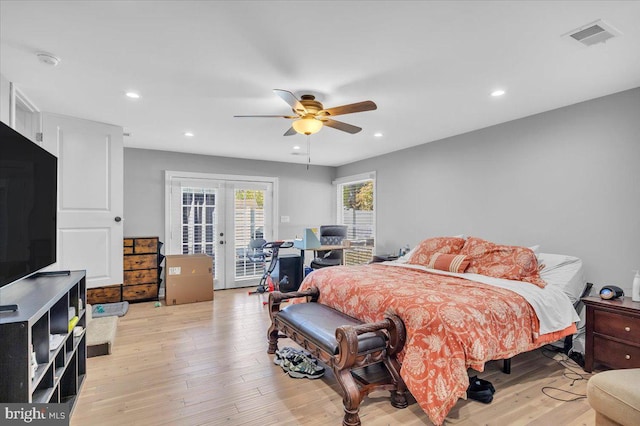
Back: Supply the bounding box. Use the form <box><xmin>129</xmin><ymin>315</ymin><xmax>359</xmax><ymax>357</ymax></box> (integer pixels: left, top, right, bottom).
<box><xmin>564</xmin><ymin>19</ymin><xmax>621</xmax><ymax>46</ymax></box>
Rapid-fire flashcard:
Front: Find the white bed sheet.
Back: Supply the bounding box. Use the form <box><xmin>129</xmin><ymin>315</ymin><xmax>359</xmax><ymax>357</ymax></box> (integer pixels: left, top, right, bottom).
<box><xmin>381</xmin><ymin>261</ymin><xmax>580</xmax><ymax>336</ymax></box>
<box><xmin>537</xmin><ymin>253</ymin><xmax>586</xmax><ymax>304</ymax></box>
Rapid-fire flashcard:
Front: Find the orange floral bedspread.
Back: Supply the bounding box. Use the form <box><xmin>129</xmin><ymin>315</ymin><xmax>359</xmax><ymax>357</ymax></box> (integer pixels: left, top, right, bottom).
<box><xmin>297</xmin><ymin>264</ymin><xmax>576</xmax><ymax>425</ymax></box>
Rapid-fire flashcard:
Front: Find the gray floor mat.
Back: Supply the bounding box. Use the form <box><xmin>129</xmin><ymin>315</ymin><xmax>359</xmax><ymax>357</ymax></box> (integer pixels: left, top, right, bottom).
<box><xmin>92</xmin><ymin>301</ymin><xmax>129</xmax><ymax>317</ymax></box>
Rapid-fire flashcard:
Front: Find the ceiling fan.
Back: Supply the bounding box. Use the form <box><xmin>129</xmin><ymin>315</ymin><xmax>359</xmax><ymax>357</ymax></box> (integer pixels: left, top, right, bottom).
<box><xmin>234</xmin><ymin>89</ymin><xmax>377</xmax><ymax>136</ymax></box>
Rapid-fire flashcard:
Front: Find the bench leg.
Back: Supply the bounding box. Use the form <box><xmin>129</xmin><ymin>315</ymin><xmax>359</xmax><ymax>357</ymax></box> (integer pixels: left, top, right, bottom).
<box><xmin>335</xmin><ymin>369</ymin><xmax>363</xmax><ymax>426</ymax></box>
<box><xmin>384</xmin><ymin>357</ymin><xmax>408</xmax><ymax>409</ymax></box>
<box><xmin>267</xmin><ymin>323</ymin><xmax>279</xmax><ymax>355</ymax></box>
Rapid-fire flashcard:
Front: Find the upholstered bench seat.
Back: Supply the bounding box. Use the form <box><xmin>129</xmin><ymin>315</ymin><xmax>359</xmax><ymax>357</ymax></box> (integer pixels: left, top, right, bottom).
<box><xmin>268</xmin><ymin>287</ymin><xmax>407</xmax><ymax>426</ymax></box>
<box><xmin>276</xmin><ymin>302</ymin><xmax>387</xmax><ymax>355</ymax></box>
<box><xmin>587</xmin><ymin>369</ymin><xmax>640</xmax><ymax>426</ymax></box>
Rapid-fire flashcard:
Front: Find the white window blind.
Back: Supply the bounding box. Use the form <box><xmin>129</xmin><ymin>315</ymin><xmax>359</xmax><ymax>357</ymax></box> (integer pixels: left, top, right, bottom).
<box><xmin>336</xmin><ymin>174</ymin><xmax>375</xmax><ymax>264</ymax></box>
<box><xmin>234</xmin><ymin>188</ymin><xmax>266</xmax><ymax>280</ymax></box>
<box><xmin>181</xmin><ymin>187</ymin><xmax>216</xmax><ymax>257</ymax></box>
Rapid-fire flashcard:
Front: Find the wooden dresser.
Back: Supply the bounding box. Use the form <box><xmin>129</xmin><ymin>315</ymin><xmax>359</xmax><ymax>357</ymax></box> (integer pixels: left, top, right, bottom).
<box><xmin>583</xmin><ymin>296</ymin><xmax>640</xmax><ymax>372</ymax></box>
<box><xmin>122</xmin><ymin>236</ymin><xmax>163</xmax><ymax>302</ymax></box>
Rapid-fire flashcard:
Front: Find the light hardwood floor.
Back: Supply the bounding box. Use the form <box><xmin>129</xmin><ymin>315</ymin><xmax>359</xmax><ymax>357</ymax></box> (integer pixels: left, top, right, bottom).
<box><xmin>72</xmin><ymin>288</ymin><xmax>596</xmax><ymax>426</ymax></box>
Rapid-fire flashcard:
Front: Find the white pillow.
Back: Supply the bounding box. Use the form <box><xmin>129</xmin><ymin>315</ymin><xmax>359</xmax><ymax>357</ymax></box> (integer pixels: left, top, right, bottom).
<box><xmin>538</xmin><ymin>253</ymin><xmax>585</xmax><ymax>304</ymax></box>
<box><xmin>396</xmin><ymin>247</ymin><xmax>416</xmax><ymax>263</ymax></box>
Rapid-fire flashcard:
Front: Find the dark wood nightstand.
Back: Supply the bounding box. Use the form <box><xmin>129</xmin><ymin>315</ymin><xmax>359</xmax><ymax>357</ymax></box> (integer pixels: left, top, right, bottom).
<box><xmin>583</xmin><ymin>296</ymin><xmax>640</xmax><ymax>372</ymax></box>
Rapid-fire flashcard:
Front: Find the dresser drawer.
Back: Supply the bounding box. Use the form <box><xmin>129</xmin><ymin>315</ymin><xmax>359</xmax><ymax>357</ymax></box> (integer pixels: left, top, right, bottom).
<box><xmin>123</xmin><ymin>254</ymin><xmax>157</xmax><ymax>270</ymax></box>
<box><xmin>593</xmin><ymin>335</ymin><xmax>640</xmax><ymax>369</ymax></box>
<box><xmin>124</xmin><ymin>268</ymin><xmax>158</xmax><ymax>285</ymax></box>
<box><xmin>123</xmin><ymin>238</ymin><xmax>134</xmax><ymax>254</ymax></box>
<box><xmin>87</xmin><ymin>285</ymin><xmax>122</xmax><ymax>304</ymax></box>
<box><xmin>122</xmin><ymin>283</ymin><xmax>158</xmax><ymax>301</ymax></box>
<box><xmin>594</xmin><ymin>309</ymin><xmax>640</xmax><ymax>342</ymax></box>
<box><xmin>134</xmin><ymin>238</ymin><xmax>158</xmax><ymax>254</ymax></box>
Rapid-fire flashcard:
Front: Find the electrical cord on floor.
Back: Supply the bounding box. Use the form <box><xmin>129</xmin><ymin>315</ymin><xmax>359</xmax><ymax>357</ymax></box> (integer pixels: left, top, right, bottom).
<box><xmin>538</xmin><ymin>346</ymin><xmax>592</xmax><ymax>402</ymax></box>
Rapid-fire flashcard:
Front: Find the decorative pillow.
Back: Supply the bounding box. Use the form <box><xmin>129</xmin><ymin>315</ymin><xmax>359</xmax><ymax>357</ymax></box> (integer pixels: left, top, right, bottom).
<box><xmin>407</xmin><ymin>237</ymin><xmax>466</xmax><ymax>266</ymax></box>
<box><xmin>461</xmin><ymin>237</ymin><xmax>547</xmax><ymax>288</ymax></box>
<box><xmin>427</xmin><ymin>253</ymin><xmax>470</xmax><ymax>273</ymax></box>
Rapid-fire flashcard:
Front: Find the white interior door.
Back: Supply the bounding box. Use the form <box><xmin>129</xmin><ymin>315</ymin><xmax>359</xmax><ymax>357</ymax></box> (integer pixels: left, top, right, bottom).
<box><xmin>166</xmin><ymin>172</ymin><xmax>275</xmax><ymax>290</ymax></box>
<box><xmin>40</xmin><ymin>113</ymin><xmax>123</xmax><ymax>287</ymax></box>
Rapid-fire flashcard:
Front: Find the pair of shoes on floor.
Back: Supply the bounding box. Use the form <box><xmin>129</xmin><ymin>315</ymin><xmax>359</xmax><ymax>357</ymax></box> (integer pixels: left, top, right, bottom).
<box><xmin>274</xmin><ymin>347</ymin><xmax>325</xmax><ymax>379</ymax></box>
<box><xmin>273</xmin><ymin>347</ymin><xmax>311</xmax><ymax>366</ymax></box>
<box><xmin>467</xmin><ymin>376</ymin><xmax>495</xmax><ymax>404</ymax></box>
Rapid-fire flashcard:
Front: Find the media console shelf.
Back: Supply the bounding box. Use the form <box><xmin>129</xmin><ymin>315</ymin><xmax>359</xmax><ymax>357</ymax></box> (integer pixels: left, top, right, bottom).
<box><xmin>0</xmin><ymin>270</ymin><xmax>87</xmax><ymax>412</ymax></box>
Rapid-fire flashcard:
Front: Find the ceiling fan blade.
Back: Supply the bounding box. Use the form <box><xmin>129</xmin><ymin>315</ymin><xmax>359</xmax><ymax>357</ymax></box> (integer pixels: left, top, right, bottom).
<box><xmin>321</xmin><ymin>119</ymin><xmax>362</xmax><ymax>134</ymax></box>
<box><xmin>273</xmin><ymin>89</ymin><xmax>307</xmax><ymax>115</ymax></box>
<box><xmin>320</xmin><ymin>100</ymin><xmax>377</xmax><ymax>117</ymax></box>
<box><xmin>283</xmin><ymin>127</ymin><xmax>297</xmax><ymax>136</ymax></box>
<box><xmin>233</xmin><ymin>115</ymin><xmax>297</xmax><ymax>118</ymax></box>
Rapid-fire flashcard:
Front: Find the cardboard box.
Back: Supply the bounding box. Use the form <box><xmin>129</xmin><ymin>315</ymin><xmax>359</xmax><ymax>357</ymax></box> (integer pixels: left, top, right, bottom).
<box><xmin>165</xmin><ymin>254</ymin><xmax>214</xmax><ymax>305</ymax></box>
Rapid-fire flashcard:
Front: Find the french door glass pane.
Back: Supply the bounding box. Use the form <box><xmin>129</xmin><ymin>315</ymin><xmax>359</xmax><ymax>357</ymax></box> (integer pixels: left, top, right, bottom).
<box><xmin>234</xmin><ymin>189</ymin><xmax>266</xmax><ymax>281</ymax></box>
<box><xmin>181</xmin><ymin>186</ymin><xmax>217</xmax><ymax>277</ymax></box>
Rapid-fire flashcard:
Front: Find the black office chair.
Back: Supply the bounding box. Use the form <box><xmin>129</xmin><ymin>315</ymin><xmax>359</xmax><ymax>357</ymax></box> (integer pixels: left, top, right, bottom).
<box><xmin>310</xmin><ymin>225</ymin><xmax>348</xmax><ymax>269</ymax></box>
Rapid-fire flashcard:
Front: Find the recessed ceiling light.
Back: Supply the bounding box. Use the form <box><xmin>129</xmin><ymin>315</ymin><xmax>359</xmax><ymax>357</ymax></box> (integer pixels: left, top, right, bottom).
<box><xmin>125</xmin><ymin>92</ymin><xmax>140</xmax><ymax>99</ymax></box>
<box><xmin>184</xmin><ymin>132</ymin><xmax>194</xmax><ymax>137</ymax></box>
<box><xmin>374</xmin><ymin>132</ymin><xmax>383</xmax><ymax>137</ymax></box>
<box><xmin>491</xmin><ymin>89</ymin><xmax>506</xmax><ymax>97</ymax></box>
<box><xmin>293</xmin><ymin>145</ymin><xmax>301</xmax><ymax>150</ymax></box>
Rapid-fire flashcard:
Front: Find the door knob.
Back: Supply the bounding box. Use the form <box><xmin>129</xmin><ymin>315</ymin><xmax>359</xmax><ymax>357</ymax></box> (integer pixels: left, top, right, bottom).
<box><xmin>115</xmin><ymin>216</ymin><xmax>122</xmax><ymax>222</ymax></box>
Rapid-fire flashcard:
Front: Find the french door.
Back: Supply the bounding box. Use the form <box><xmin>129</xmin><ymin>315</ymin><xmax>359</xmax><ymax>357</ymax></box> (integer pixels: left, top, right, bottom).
<box><xmin>166</xmin><ymin>172</ymin><xmax>276</xmax><ymax>290</ymax></box>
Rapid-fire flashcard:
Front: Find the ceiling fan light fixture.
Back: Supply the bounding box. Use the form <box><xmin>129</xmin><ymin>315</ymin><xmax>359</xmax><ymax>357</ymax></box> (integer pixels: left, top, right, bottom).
<box><xmin>36</xmin><ymin>52</ymin><xmax>61</xmax><ymax>67</ymax></box>
<box><xmin>292</xmin><ymin>117</ymin><xmax>323</xmax><ymax>135</ymax></box>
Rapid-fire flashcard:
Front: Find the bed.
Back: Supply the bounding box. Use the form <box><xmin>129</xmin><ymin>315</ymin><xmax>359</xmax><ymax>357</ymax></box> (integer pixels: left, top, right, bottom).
<box><xmin>296</xmin><ymin>236</ymin><xmax>583</xmax><ymax>425</ymax></box>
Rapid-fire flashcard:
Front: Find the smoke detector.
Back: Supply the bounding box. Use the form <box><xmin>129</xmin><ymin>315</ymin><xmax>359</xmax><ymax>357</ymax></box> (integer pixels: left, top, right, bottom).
<box><xmin>36</xmin><ymin>52</ymin><xmax>61</xmax><ymax>66</ymax></box>
<box><xmin>563</xmin><ymin>20</ymin><xmax>621</xmax><ymax>47</ymax></box>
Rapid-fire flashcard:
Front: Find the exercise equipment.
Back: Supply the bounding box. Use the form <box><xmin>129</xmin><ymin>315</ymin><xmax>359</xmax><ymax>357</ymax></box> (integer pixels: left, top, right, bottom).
<box><xmin>248</xmin><ymin>240</ymin><xmax>294</xmax><ymax>295</ymax></box>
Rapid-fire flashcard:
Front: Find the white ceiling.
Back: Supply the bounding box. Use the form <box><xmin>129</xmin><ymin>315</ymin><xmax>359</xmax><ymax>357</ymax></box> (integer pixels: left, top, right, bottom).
<box><xmin>1</xmin><ymin>1</ymin><xmax>639</xmax><ymax>167</ymax></box>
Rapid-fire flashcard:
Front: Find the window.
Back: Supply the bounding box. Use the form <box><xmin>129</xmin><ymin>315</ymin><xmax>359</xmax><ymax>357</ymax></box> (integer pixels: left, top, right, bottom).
<box><xmin>181</xmin><ymin>187</ymin><xmax>217</xmax><ymax>256</ymax></box>
<box><xmin>180</xmin><ymin>186</ymin><xmax>217</xmax><ymax>277</ymax></box>
<box><xmin>234</xmin><ymin>189</ymin><xmax>266</xmax><ymax>280</ymax></box>
<box><xmin>335</xmin><ymin>172</ymin><xmax>376</xmax><ymax>264</ymax></box>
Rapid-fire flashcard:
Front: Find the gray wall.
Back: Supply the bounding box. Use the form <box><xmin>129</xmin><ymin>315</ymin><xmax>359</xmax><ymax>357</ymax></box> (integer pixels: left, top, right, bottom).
<box><xmin>337</xmin><ymin>88</ymin><xmax>640</xmax><ymax>293</ymax></box>
<box><xmin>1</xmin><ymin>73</ymin><xmax>10</xmax><ymax>124</ymax></box>
<box><xmin>123</xmin><ymin>148</ymin><xmax>335</xmax><ymax>245</ymax></box>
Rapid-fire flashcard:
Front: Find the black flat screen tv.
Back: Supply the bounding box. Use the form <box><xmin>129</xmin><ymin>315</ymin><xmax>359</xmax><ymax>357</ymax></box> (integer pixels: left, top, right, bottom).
<box><xmin>0</xmin><ymin>120</ymin><xmax>57</xmax><ymax>289</ymax></box>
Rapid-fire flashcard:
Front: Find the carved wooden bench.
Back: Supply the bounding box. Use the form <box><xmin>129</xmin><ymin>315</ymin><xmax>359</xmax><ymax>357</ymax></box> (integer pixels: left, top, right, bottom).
<box><xmin>267</xmin><ymin>287</ymin><xmax>408</xmax><ymax>426</ymax></box>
